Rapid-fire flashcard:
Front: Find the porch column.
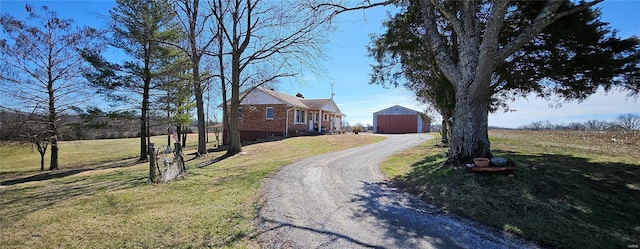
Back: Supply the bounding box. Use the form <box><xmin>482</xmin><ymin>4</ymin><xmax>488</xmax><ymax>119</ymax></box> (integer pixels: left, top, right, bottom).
<box><xmin>318</xmin><ymin>110</ymin><xmax>322</xmax><ymax>132</ymax></box>
<box><xmin>333</xmin><ymin>113</ymin><xmax>337</xmax><ymax>132</ymax></box>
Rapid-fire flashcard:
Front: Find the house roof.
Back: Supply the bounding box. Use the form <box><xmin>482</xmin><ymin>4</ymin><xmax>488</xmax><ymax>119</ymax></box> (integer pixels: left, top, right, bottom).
<box><xmin>301</xmin><ymin>99</ymin><xmax>330</xmax><ymax>109</ymax></box>
<box><xmin>302</xmin><ymin>99</ymin><xmax>344</xmax><ymax>116</ymax></box>
<box><xmin>373</xmin><ymin>105</ymin><xmax>421</xmax><ymax>115</ymax></box>
<box><xmin>240</xmin><ymin>87</ymin><xmax>344</xmax><ymax>116</ymax></box>
<box><xmin>259</xmin><ymin>87</ymin><xmax>307</xmax><ymax>108</ymax></box>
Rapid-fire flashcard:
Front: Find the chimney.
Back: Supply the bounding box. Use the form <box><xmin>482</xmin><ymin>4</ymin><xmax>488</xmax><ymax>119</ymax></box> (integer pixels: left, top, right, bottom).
<box><xmin>296</xmin><ymin>92</ymin><xmax>304</xmax><ymax>98</ymax></box>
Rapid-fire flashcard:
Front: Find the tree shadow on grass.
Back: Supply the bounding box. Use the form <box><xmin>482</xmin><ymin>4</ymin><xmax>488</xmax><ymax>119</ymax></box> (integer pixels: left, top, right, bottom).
<box><xmin>346</xmin><ymin>181</ymin><xmax>535</xmax><ymax>249</ymax></box>
<box><xmin>253</xmin><ymin>218</ymin><xmax>387</xmax><ymax>249</ymax></box>
<box><xmin>394</xmin><ymin>150</ymin><xmax>640</xmax><ymax>249</ymax></box>
<box><xmin>188</xmin><ymin>136</ymin><xmax>289</xmax><ymax>168</ymax></box>
<box><xmin>492</xmin><ymin>150</ymin><xmax>640</xmax><ymax>248</ymax></box>
<box><xmin>0</xmin><ymin>169</ymin><xmax>145</xmax><ymax>221</ymax></box>
<box><xmin>0</xmin><ymin>158</ymin><xmax>140</xmax><ymax>186</ymax></box>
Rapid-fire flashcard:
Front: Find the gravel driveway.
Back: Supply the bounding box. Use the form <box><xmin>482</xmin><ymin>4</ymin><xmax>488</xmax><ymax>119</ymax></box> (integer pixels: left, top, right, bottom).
<box><xmin>256</xmin><ymin>134</ymin><xmax>538</xmax><ymax>249</ymax></box>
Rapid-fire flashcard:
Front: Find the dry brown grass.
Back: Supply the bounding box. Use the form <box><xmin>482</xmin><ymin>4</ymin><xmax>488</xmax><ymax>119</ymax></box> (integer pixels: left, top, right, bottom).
<box><xmin>489</xmin><ymin>130</ymin><xmax>639</xmax><ymax>164</ymax></box>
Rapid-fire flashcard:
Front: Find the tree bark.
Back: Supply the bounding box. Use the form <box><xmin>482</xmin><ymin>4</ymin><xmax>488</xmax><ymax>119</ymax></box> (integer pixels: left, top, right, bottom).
<box><xmin>48</xmin><ymin>79</ymin><xmax>59</xmax><ymax>170</ymax></box>
<box><xmin>139</xmin><ymin>108</ymin><xmax>148</xmax><ymax>161</ymax></box>
<box><xmin>181</xmin><ymin>126</ymin><xmax>187</xmax><ymax>148</ymax></box>
<box><xmin>37</xmin><ymin>141</ymin><xmax>47</xmax><ymax>171</ymax></box>
<box><xmin>440</xmin><ymin>117</ymin><xmax>449</xmax><ymax>144</ymax></box>
<box><xmin>193</xmin><ymin>70</ymin><xmax>207</xmax><ymax>155</ymax></box>
<box><xmin>227</xmin><ymin>51</ymin><xmax>242</xmax><ymax>155</ymax></box>
<box><xmin>139</xmin><ymin>67</ymin><xmax>150</xmax><ymax>162</ymax></box>
<box><xmin>447</xmin><ymin>84</ymin><xmax>492</xmax><ymax>164</ymax></box>
<box><xmin>49</xmin><ymin>140</ymin><xmax>59</xmax><ymax>170</ymax></box>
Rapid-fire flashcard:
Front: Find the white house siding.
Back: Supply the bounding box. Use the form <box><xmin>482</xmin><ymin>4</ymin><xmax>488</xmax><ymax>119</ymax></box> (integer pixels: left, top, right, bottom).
<box><xmin>240</xmin><ymin>89</ymin><xmax>284</xmax><ymax>105</ymax></box>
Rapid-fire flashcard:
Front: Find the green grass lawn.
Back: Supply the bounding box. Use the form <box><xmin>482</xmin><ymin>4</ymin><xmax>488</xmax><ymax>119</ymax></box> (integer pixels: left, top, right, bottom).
<box><xmin>381</xmin><ymin>130</ymin><xmax>640</xmax><ymax>249</ymax></box>
<box><xmin>0</xmin><ymin>134</ymin><xmax>206</xmax><ymax>174</ymax></box>
<box><xmin>0</xmin><ymin>134</ymin><xmax>384</xmax><ymax>248</ymax></box>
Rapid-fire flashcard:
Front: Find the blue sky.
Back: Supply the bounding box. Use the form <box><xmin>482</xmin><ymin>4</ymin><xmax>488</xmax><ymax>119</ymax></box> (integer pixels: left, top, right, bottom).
<box><xmin>1</xmin><ymin>0</ymin><xmax>639</xmax><ymax>128</ymax></box>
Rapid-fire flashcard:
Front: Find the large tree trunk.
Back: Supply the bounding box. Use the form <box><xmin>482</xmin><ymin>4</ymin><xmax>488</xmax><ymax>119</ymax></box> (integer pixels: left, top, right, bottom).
<box><xmin>193</xmin><ymin>62</ymin><xmax>207</xmax><ymax>156</ymax></box>
<box><xmin>47</xmin><ymin>81</ymin><xmax>59</xmax><ymax>170</ymax></box>
<box><xmin>139</xmin><ymin>76</ymin><xmax>150</xmax><ymax>162</ymax></box>
<box><xmin>181</xmin><ymin>126</ymin><xmax>187</xmax><ymax>148</ymax></box>
<box><xmin>227</xmin><ymin>53</ymin><xmax>242</xmax><ymax>155</ymax></box>
<box><xmin>440</xmin><ymin>116</ymin><xmax>449</xmax><ymax>144</ymax></box>
<box><xmin>139</xmin><ymin>111</ymin><xmax>147</xmax><ymax>161</ymax></box>
<box><xmin>447</xmin><ymin>85</ymin><xmax>492</xmax><ymax>164</ymax></box>
<box><xmin>227</xmin><ymin>97</ymin><xmax>241</xmax><ymax>155</ymax></box>
<box><xmin>48</xmin><ymin>133</ymin><xmax>59</xmax><ymax>170</ymax></box>
<box><xmin>226</xmin><ymin>11</ymin><xmax>244</xmax><ymax>156</ymax></box>
<box><xmin>49</xmin><ymin>139</ymin><xmax>59</xmax><ymax>170</ymax></box>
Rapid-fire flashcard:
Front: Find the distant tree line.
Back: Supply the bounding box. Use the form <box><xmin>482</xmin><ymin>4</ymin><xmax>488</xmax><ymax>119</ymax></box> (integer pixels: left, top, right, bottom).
<box><xmin>518</xmin><ymin>113</ymin><xmax>640</xmax><ymax>131</ymax></box>
<box><xmin>0</xmin><ymin>110</ymin><xmax>195</xmax><ymax>141</ymax></box>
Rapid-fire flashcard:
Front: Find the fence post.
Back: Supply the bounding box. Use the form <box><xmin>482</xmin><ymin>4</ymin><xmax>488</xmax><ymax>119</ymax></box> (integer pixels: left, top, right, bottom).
<box><xmin>148</xmin><ymin>143</ymin><xmax>156</xmax><ymax>183</ymax></box>
<box><xmin>174</xmin><ymin>142</ymin><xmax>185</xmax><ymax>175</ymax></box>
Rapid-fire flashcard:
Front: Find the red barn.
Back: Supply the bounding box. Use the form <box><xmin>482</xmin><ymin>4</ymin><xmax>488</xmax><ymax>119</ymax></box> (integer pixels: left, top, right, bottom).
<box><xmin>373</xmin><ymin>105</ymin><xmax>430</xmax><ymax>134</ymax></box>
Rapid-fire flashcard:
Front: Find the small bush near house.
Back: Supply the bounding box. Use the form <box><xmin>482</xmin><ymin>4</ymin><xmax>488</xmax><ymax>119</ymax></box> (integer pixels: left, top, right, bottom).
<box><xmin>351</xmin><ymin>123</ymin><xmax>364</xmax><ymax>134</ymax></box>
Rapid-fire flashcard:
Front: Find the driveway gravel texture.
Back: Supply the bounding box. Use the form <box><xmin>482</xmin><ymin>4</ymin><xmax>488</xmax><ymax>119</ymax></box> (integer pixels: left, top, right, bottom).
<box><xmin>256</xmin><ymin>134</ymin><xmax>539</xmax><ymax>249</ymax></box>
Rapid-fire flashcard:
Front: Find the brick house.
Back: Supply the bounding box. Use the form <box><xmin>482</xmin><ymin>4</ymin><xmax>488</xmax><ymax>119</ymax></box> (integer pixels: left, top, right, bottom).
<box><xmin>223</xmin><ymin>87</ymin><xmax>345</xmax><ymax>143</ymax></box>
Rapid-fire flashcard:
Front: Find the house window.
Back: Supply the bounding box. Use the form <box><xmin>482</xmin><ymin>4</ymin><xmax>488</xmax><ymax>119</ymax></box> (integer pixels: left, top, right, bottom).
<box><xmin>266</xmin><ymin>107</ymin><xmax>275</xmax><ymax>120</ymax></box>
<box><xmin>238</xmin><ymin>108</ymin><xmax>243</xmax><ymax>120</ymax></box>
<box><xmin>323</xmin><ymin>113</ymin><xmax>328</xmax><ymax>121</ymax></box>
<box><xmin>309</xmin><ymin>111</ymin><xmax>318</xmax><ymax>122</ymax></box>
<box><xmin>295</xmin><ymin>109</ymin><xmax>306</xmax><ymax>124</ymax></box>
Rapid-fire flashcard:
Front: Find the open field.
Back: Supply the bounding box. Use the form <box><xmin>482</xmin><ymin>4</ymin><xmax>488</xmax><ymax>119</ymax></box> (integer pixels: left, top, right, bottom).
<box><xmin>0</xmin><ymin>134</ymin><xmax>384</xmax><ymax>248</ymax></box>
<box><xmin>381</xmin><ymin>130</ymin><xmax>640</xmax><ymax>249</ymax></box>
<box><xmin>0</xmin><ymin>133</ymin><xmax>210</xmax><ymax>173</ymax></box>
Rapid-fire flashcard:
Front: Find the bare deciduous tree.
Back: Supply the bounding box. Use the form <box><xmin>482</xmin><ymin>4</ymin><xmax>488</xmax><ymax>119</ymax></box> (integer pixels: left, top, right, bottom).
<box><xmin>615</xmin><ymin>113</ymin><xmax>640</xmax><ymax>130</ymax></box>
<box><xmin>0</xmin><ymin>5</ymin><xmax>101</xmax><ymax>170</ymax></box>
<box><xmin>173</xmin><ymin>0</ymin><xmax>217</xmax><ymax>156</ymax></box>
<box><xmin>210</xmin><ymin>0</ymin><xmax>333</xmax><ymax>155</ymax></box>
<box><xmin>585</xmin><ymin>119</ymin><xmax>610</xmax><ymax>131</ymax></box>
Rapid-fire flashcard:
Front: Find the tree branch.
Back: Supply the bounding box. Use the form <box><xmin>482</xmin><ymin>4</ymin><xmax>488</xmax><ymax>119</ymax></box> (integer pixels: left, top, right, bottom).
<box><xmin>419</xmin><ymin>0</ymin><xmax>459</xmax><ymax>87</ymax></box>
<box><xmin>312</xmin><ymin>0</ymin><xmax>393</xmax><ymax>16</ymax></box>
<box><xmin>429</xmin><ymin>0</ymin><xmax>462</xmax><ymax>35</ymax></box>
<box><xmin>495</xmin><ymin>0</ymin><xmax>603</xmax><ymax>63</ymax></box>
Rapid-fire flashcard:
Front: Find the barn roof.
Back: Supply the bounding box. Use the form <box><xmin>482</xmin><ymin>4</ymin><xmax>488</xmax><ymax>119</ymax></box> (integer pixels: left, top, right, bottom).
<box><xmin>373</xmin><ymin>105</ymin><xmax>420</xmax><ymax>115</ymax></box>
